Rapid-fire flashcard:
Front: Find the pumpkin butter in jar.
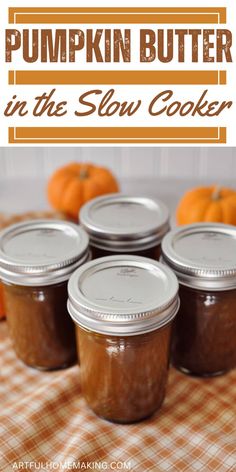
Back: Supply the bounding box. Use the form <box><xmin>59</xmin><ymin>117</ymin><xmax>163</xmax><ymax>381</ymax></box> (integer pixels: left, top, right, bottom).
<box><xmin>68</xmin><ymin>255</ymin><xmax>179</xmax><ymax>423</ymax></box>
<box><xmin>162</xmin><ymin>223</ymin><xmax>236</xmax><ymax>377</ymax></box>
<box><xmin>0</xmin><ymin>220</ymin><xmax>90</xmax><ymax>370</ymax></box>
<box><xmin>80</xmin><ymin>194</ymin><xmax>169</xmax><ymax>260</ymax></box>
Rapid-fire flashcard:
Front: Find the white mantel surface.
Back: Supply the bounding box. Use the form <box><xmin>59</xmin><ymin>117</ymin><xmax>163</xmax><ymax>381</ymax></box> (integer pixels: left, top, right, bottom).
<box><xmin>1</xmin><ymin>178</ymin><xmax>235</xmax><ymax>224</ymax></box>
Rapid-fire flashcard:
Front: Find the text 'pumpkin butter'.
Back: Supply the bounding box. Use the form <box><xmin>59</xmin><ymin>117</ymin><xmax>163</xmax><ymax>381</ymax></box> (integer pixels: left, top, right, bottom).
<box><xmin>177</xmin><ymin>186</ymin><xmax>236</xmax><ymax>225</ymax></box>
<box><xmin>48</xmin><ymin>163</ymin><xmax>119</xmax><ymax>220</ymax></box>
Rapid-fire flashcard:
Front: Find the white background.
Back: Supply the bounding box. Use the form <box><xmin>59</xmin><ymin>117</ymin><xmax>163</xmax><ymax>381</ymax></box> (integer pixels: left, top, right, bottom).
<box><xmin>0</xmin><ymin>146</ymin><xmax>236</xmax><ymax>180</ymax></box>
<box><xmin>0</xmin><ymin>146</ymin><xmax>235</xmax><ymax>217</ymax></box>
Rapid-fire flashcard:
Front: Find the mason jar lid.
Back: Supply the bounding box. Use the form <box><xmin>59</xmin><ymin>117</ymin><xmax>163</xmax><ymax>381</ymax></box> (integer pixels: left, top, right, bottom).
<box><xmin>161</xmin><ymin>223</ymin><xmax>236</xmax><ymax>291</ymax></box>
<box><xmin>68</xmin><ymin>255</ymin><xmax>179</xmax><ymax>336</ymax></box>
<box><xmin>79</xmin><ymin>194</ymin><xmax>169</xmax><ymax>252</ymax></box>
<box><xmin>0</xmin><ymin>219</ymin><xmax>89</xmax><ymax>286</ymax></box>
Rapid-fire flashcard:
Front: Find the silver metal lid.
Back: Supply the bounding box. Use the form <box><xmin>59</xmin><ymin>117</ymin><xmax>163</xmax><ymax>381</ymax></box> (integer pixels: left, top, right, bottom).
<box><xmin>0</xmin><ymin>220</ymin><xmax>89</xmax><ymax>286</ymax></box>
<box><xmin>68</xmin><ymin>255</ymin><xmax>179</xmax><ymax>336</ymax></box>
<box><xmin>161</xmin><ymin>223</ymin><xmax>236</xmax><ymax>291</ymax></box>
<box><xmin>79</xmin><ymin>194</ymin><xmax>169</xmax><ymax>252</ymax></box>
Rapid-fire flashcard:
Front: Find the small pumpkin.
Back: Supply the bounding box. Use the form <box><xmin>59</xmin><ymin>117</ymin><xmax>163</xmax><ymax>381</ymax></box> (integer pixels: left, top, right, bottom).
<box><xmin>177</xmin><ymin>185</ymin><xmax>236</xmax><ymax>226</ymax></box>
<box><xmin>48</xmin><ymin>163</ymin><xmax>119</xmax><ymax>220</ymax></box>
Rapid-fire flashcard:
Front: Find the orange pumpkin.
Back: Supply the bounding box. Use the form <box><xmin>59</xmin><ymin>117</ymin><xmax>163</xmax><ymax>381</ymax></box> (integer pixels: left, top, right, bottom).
<box><xmin>48</xmin><ymin>163</ymin><xmax>119</xmax><ymax>220</ymax></box>
<box><xmin>177</xmin><ymin>186</ymin><xmax>236</xmax><ymax>225</ymax></box>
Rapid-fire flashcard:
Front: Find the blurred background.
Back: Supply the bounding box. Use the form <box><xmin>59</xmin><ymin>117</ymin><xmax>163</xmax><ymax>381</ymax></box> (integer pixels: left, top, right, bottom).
<box><xmin>0</xmin><ymin>146</ymin><xmax>236</xmax><ymax>216</ymax></box>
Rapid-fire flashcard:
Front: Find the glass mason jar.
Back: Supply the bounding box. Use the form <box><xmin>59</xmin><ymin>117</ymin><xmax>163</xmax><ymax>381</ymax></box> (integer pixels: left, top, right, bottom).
<box><xmin>161</xmin><ymin>223</ymin><xmax>236</xmax><ymax>377</ymax></box>
<box><xmin>79</xmin><ymin>194</ymin><xmax>170</xmax><ymax>260</ymax></box>
<box><xmin>0</xmin><ymin>219</ymin><xmax>90</xmax><ymax>370</ymax></box>
<box><xmin>68</xmin><ymin>255</ymin><xmax>179</xmax><ymax>424</ymax></box>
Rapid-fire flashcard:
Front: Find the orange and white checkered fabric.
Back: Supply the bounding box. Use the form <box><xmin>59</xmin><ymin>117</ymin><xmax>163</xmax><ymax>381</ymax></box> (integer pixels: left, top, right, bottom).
<box><xmin>0</xmin><ymin>320</ymin><xmax>236</xmax><ymax>472</ymax></box>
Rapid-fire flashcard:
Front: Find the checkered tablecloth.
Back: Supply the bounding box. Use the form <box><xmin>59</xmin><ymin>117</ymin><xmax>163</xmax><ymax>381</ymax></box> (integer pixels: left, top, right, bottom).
<box><xmin>0</xmin><ymin>320</ymin><xmax>236</xmax><ymax>472</ymax></box>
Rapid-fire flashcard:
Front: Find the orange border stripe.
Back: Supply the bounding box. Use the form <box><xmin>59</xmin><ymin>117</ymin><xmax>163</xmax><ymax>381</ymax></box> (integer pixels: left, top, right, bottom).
<box><xmin>9</xmin><ymin>127</ymin><xmax>226</xmax><ymax>144</ymax></box>
<box><xmin>8</xmin><ymin>7</ymin><xmax>226</xmax><ymax>24</ymax></box>
<box><xmin>8</xmin><ymin>70</ymin><xmax>227</xmax><ymax>86</ymax></box>
<box><xmin>220</xmin><ymin>71</ymin><xmax>227</xmax><ymax>85</ymax></box>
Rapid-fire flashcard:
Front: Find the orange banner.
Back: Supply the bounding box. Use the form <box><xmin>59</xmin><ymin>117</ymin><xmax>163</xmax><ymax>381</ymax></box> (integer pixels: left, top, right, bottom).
<box><xmin>8</xmin><ymin>70</ymin><xmax>227</xmax><ymax>86</ymax></box>
<box><xmin>9</xmin><ymin>7</ymin><xmax>226</xmax><ymax>24</ymax></box>
<box><xmin>9</xmin><ymin>127</ymin><xmax>226</xmax><ymax>144</ymax></box>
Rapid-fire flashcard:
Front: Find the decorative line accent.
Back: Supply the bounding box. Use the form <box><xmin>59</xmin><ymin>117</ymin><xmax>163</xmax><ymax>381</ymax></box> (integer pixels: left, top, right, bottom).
<box><xmin>8</xmin><ymin>70</ymin><xmax>227</xmax><ymax>86</ymax></box>
<box><xmin>9</xmin><ymin>127</ymin><xmax>226</xmax><ymax>144</ymax></box>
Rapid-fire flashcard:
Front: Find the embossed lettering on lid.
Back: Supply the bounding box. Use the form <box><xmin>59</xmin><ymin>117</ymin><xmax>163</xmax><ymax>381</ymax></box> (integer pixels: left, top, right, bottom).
<box><xmin>80</xmin><ymin>194</ymin><xmax>169</xmax><ymax>251</ymax></box>
<box><xmin>162</xmin><ymin>223</ymin><xmax>236</xmax><ymax>290</ymax></box>
<box><xmin>68</xmin><ymin>255</ymin><xmax>179</xmax><ymax>336</ymax></box>
<box><xmin>0</xmin><ymin>220</ymin><xmax>89</xmax><ymax>286</ymax></box>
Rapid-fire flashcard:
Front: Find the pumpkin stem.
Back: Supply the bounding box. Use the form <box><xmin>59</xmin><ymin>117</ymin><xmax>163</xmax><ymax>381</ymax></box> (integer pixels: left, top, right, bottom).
<box><xmin>79</xmin><ymin>167</ymin><xmax>89</xmax><ymax>180</ymax></box>
<box><xmin>212</xmin><ymin>186</ymin><xmax>221</xmax><ymax>201</ymax></box>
